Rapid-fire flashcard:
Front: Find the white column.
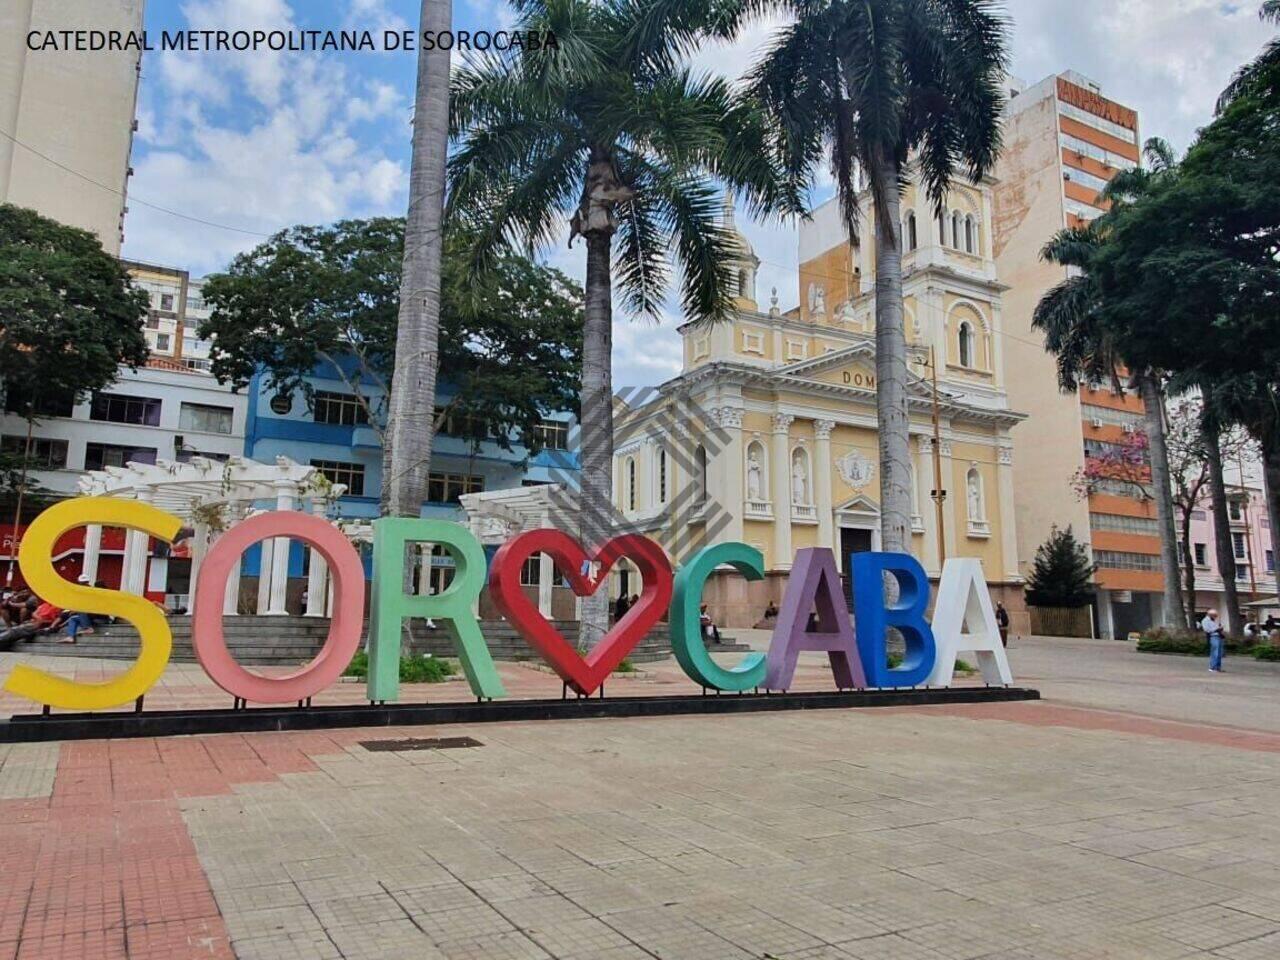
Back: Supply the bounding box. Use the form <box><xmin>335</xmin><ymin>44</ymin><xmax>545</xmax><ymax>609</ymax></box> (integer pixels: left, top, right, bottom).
<box><xmin>189</xmin><ymin>519</ymin><xmax>209</xmax><ymax>611</ymax></box>
<box><xmin>266</xmin><ymin>480</ymin><xmax>296</xmax><ymax>615</ymax></box>
<box><xmin>256</xmin><ymin>537</ymin><xmax>274</xmax><ymax>614</ymax></box>
<box><xmin>996</xmin><ymin>445</ymin><xmax>1019</xmax><ymax>581</ymax></box>
<box><xmin>223</xmin><ymin>504</ymin><xmax>247</xmax><ymax>615</ymax></box>
<box><xmin>770</xmin><ymin>415</ymin><xmax>794</xmax><ymax>571</ymax></box>
<box><xmin>82</xmin><ymin>524</ymin><xmax>103</xmax><ymax>583</ymax></box>
<box><xmin>125</xmin><ymin>491</ymin><xmax>154</xmax><ymax>595</ymax></box>
<box><xmin>305</xmin><ymin>495</ymin><xmax>329</xmax><ymax>617</ymax></box>
<box><xmin>712</xmin><ymin>406</ymin><xmax>745</xmax><ymax>544</ymax></box>
<box><xmin>814</xmin><ymin>420</ymin><xmax>836</xmax><ymax>557</ymax></box>
<box><xmin>416</xmin><ymin>544</ymin><xmax>432</xmax><ymax>596</ymax></box>
<box><xmin>939</xmin><ymin>438</ymin><xmax>958</xmax><ymax>558</ymax></box>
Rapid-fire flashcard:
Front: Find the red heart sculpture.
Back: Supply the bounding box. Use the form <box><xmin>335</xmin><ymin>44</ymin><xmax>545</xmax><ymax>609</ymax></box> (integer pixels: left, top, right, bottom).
<box><xmin>489</xmin><ymin>530</ymin><xmax>673</xmax><ymax>695</ymax></box>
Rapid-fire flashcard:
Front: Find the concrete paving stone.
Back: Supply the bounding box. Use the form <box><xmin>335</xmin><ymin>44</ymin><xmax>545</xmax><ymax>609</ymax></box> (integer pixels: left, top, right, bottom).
<box><xmin>1135</xmin><ymin>904</ymin><xmax>1280</xmax><ymax>952</ymax></box>
<box><xmin>434</xmin><ymin>930</ymin><xmax>551</xmax><ymax>960</ymax></box>
<box><xmin>1211</xmin><ymin>929</ymin><xmax>1280</xmax><ymax>959</ymax></box>
<box><xmin>320</xmin><ymin>919</ymin><xmax>443</xmax><ymax>960</ymax></box>
<box><xmin>307</xmin><ymin>892</ymin><xmax>409</xmax><ymax>929</ymax></box>
<box><xmin>498</xmin><ymin>894</ymin><xmax>595</xmax><ymax>928</ymax></box>
<box><xmin>513</xmin><ymin>916</ymin><xmax>634</xmax><ymax>956</ymax></box>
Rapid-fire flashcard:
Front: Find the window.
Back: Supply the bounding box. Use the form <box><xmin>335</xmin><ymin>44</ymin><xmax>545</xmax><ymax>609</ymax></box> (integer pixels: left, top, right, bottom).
<box><xmin>1084</xmin><ymin>438</ymin><xmax>1150</xmax><ymax>464</ymax></box>
<box><xmin>626</xmin><ymin>456</ymin><xmax>637</xmax><ymax>511</ymax></box>
<box><xmin>532</xmin><ymin>419</ymin><xmax>569</xmax><ymax>451</ymax></box>
<box><xmin>738</xmin><ymin>268</ymin><xmax>749</xmax><ymax>296</ymax></box>
<box><xmin>1090</xmin><ymin>513</ymin><xmax>1160</xmax><ymax>536</ymax></box>
<box><xmin>1228</xmin><ymin>499</ymin><xmax>1243</xmax><ymax>521</ymax></box>
<box><xmin>1063</xmin><ymin>165</ymin><xmax>1111</xmax><ymax>195</ymax></box>
<box><xmin>696</xmin><ymin>445</ymin><xmax>708</xmax><ymax>503</ymax></box>
<box><xmin>1267</xmin><ymin>549</ymin><xmax>1275</xmax><ymax>573</ymax></box>
<box><xmin>1093</xmin><ymin>550</ymin><xmax>1160</xmax><ymax>572</ymax></box>
<box><xmin>176</xmin><ymin>448</ymin><xmax>230</xmax><ymax>464</ymax></box>
<box><xmin>1065</xmin><ymin>197</ymin><xmax>1106</xmax><ymax>221</ymax></box>
<box><xmin>179</xmin><ymin>403</ymin><xmax>234</xmax><ymax>435</ymax></box>
<box><xmin>958</xmin><ymin>321</ymin><xmax>974</xmax><ymax>368</ymax></box>
<box><xmin>1233</xmin><ymin>532</ymin><xmax>1247</xmax><ymax>560</ymax></box>
<box><xmin>159</xmin><ymin>293</ymin><xmax>174</xmax><ymax>311</ymax></box>
<box><xmin>1058</xmin><ymin>101</ymin><xmax>1138</xmax><ymax>144</ymax></box>
<box><xmin>1081</xmin><ymin>403</ymin><xmax>1143</xmax><ymax>429</ymax></box>
<box><xmin>90</xmin><ymin>393</ymin><xmax>161</xmax><ymax>426</ymax></box>
<box><xmin>1059</xmin><ymin>132</ymin><xmax>1137</xmax><ymax>171</ymax></box>
<box><xmin>951</xmin><ymin>212</ymin><xmax>961</xmax><ymax>247</ymax></box>
<box><xmin>85</xmin><ymin>443</ymin><xmax>157</xmax><ymax>470</ymax></box>
<box><xmin>145</xmin><ymin>312</ymin><xmax>161</xmax><ymax>330</ymax></box>
<box><xmin>433</xmin><ymin>405</ymin><xmax>491</xmax><ymax>440</ymax></box>
<box><xmin>1194</xmin><ymin>543</ymin><xmax>1207</xmax><ymax>566</ymax></box>
<box><xmin>658</xmin><ymin>448</ymin><xmax>668</xmax><ymax>503</ymax></box>
<box><xmin>3</xmin><ymin>389</ymin><xmax>74</xmax><ymax>418</ymax></box>
<box><xmin>906</xmin><ymin>212</ymin><xmax>918</xmax><ymax>251</ymax></box>
<box><xmin>964</xmin><ymin>215</ymin><xmax>975</xmax><ymax>254</ymax></box>
<box><xmin>155</xmin><ymin>333</ymin><xmax>170</xmax><ymax>352</ymax></box>
<box><xmin>1</xmin><ymin>435</ymin><xmax>68</xmax><ymax>469</ymax></box>
<box><xmin>427</xmin><ymin>472</ymin><xmax>483</xmax><ymax>504</ymax></box>
<box><xmin>313</xmin><ymin>390</ymin><xmax>368</xmax><ymax>426</ymax></box>
<box><xmin>310</xmin><ymin>460</ymin><xmax>365</xmax><ymax>496</ymax></box>
<box><xmin>520</xmin><ymin>552</ymin><xmax>544</xmax><ymax>586</ymax></box>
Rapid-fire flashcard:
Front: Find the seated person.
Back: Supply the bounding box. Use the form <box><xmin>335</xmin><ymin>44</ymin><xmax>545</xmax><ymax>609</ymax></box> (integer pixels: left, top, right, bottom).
<box><xmin>764</xmin><ymin>601</ymin><xmax>779</xmax><ymax>620</ymax></box>
<box><xmin>700</xmin><ymin>603</ymin><xmax>721</xmax><ymax>644</ymax></box>
<box><xmin>0</xmin><ymin>598</ymin><xmax>63</xmax><ymax>650</ymax></box>
<box><xmin>2</xmin><ymin>590</ymin><xmax>32</xmax><ymax>626</ymax></box>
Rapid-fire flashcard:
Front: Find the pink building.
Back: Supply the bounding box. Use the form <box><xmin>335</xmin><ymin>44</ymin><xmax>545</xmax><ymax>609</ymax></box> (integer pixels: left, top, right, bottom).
<box><xmin>1183</xmin><ymin>462</ymin><xmax>1277</xmax><ymax>625</ymax></box>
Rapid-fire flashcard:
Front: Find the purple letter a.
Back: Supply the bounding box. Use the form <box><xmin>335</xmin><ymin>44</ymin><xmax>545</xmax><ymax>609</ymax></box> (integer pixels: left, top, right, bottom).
<box><xmin>765</xmin><ymin>548</ymin><xmax>866</xmax><ymax>691</ymax></box>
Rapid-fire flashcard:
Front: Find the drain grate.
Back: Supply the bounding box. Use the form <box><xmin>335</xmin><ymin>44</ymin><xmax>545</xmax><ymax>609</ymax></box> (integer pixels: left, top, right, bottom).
<box><xmin>359</xmin><ymin>736</ymin><xmax>484</xmax><ymax>752</ymax></box>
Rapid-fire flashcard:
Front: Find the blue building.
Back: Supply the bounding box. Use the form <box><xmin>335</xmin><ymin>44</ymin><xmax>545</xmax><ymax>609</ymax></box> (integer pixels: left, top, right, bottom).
<box><xmin>240</xmin><ymin>360</ymin><xmax>579</xmax><ymax>591</ymax></box>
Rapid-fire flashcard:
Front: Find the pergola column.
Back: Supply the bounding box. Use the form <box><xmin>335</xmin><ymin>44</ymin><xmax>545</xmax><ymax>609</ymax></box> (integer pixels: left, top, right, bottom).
<box><xmin>304</xmin><ymin>495</ymin><xmax>329</xmax><ymax>618</ymax></box>
<box><xmin>82</xmin><ymin>524</ymin><xmax>102</xmax><ymax>583</ymax></box>
<box><xmin>189</xmin><ymin>517</ymin><xmax>209</xmax><ymax>611</ymax></box>
<box><xmin>538</xmin><ymin>510</ymin><xmax>554</xmax><ymax>618</ymax></box>
<box><xmin>256</xmin><ymin>536</ymin><xmax>274</xmax><ymax>614</ymax></box>
<box><xmin>124</xmin><ymin>490</ymin><xmax>154</xmax><ymax>595</ymax></box>
<box><xmin>266</xmin><ymin>480</ymin><xmax>297</xmax><ymax>615</ymax></box>
<box><xmin>223</xmin><ymin>504</ymin><xmax>247</xmax><ymax>615</ymax></box>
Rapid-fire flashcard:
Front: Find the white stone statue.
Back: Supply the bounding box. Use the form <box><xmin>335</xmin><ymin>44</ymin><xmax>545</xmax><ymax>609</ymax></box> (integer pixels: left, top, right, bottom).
<box><xmin>808</xmin><ymin>283</ymin><xmax>826</xmax><ymax>316</ymax></box>
<box><xmin>967</xmin><ymin>471</ymin><xmax>982</xmax><ymax>520</ymax></box>
<box><xmin>747</xmin><ymin>449</ymin><xmax>763</xmax><ymax>500</ymax></box>
<box><xmin>791</xmin><ymin>453</ymin><xmax>809</xmax><ymax>504</ymax></box>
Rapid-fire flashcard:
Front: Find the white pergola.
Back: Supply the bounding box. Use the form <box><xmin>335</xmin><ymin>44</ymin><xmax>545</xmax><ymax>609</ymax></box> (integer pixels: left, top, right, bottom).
<box><xmin>460</xmin><ymin>484</ymin><xmax>579</xmax><ymax>617</ymax></box>
<box><xmin>77</xmin><ymin>455</ymin><xmax>345</xmax><ymax>616</ymax></box>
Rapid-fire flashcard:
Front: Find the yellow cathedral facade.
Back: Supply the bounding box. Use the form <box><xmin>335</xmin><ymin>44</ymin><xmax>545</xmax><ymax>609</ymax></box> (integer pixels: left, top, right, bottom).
<box><xmin>613</xmin><ymin>175</ymin><xmax>1026</xmax><ymax>628</ymax></box>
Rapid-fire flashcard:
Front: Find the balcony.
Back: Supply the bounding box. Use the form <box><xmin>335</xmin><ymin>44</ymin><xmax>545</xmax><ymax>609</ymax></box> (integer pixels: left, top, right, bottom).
<box><xmin>744</xmin><ymin>499</ymin><xmax>773</xmax><ymax>521</ymax></box>
<box><xmin>792</xmin><ymin>503</ymin><xmax>818</xmax><ymax>523</ymax></box>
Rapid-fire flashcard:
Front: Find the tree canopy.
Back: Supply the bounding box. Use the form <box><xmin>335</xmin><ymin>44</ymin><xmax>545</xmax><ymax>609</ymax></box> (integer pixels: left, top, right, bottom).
<box><xmin>198</xmin><ymin>218</ymin><xmax>583</xmax><ymax>454</ymax></box>
<box><xmin>0</xmin><ymin>204</ymin><xmax>149</xmax><ymax>415</ymax></box>
<box><xmin>1024</xmin><ymin>526</ymin><xmax>1096</xmax><ymax>609</ymax></box>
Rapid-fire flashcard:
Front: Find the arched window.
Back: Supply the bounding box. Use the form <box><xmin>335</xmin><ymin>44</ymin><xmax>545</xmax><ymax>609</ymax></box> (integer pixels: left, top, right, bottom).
<box><xmin>658</xmin><ymin>448</ymin><xmax>668</xmax><ymax>503</ymax></box>
<box><xmin>958</xmin><ymin>321</ymin><xmax>974</xmax><ymax>368</ymax></box>
<box><xmin>696</xmin><ymin>445</ymin><xmax>708</xmax><ymax>503</ymax></box>
<box><xmin>626</xmin><ymin>456</ymin><xmax>637</xmax><ymax>511</ymax></box>
<box><xmin>951</xmin><ymin>212</ymin><xmax>962</xmax><ymax>248</ymax></box>
<box><xmin>907</xmin><ymin>212</ymin><xmax>918</xmax><ymax>251</ymax></box>
<box><xmin>964</xmin><ymin>215</ymin><xmax>975</xmax><ymax>253</ymax></box>
<box><xmin>966</xmin><ymin>467</ymin><xmax>986</xmax><ymax>522</ymax></box>
<box><xmin>745</xmin><ymin>440</ymin><xmax>767</xmax><ymax>502</ymax></box>
<box><xmin>937</xmin><ymin>212</ymin><xmax>946</xmax><ymax>246</ymax></box>
<box><xmin>790</xmin><ymin>447</ymin><xmax>811</xmax><ymax>506</ymax></box>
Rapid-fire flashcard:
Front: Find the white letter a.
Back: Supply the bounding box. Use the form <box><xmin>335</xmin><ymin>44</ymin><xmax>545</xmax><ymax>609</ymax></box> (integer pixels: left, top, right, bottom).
<box><xmin>926</xmin><ymin>558</ymin><xmax>1014</xmax><ymax>687</ymax></box>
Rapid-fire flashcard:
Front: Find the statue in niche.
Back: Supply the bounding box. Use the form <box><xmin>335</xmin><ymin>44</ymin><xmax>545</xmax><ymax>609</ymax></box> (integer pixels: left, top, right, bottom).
<box><xmin>967</xmin><ymin>471</ymin><xmax>982</xmax><ymax>520</ymax></box>
<box><xmin>808</xmin><ymin>283</ymin><xmax>826</xmax><ymax>316</ymax></box>
<box><xmin>747</xmin><ymin>449</ymin><xmax>764</xmax><ymax>500</ymax></box>
<box><xmin>791</xmin><ymin>452</ymin><xmax>809</xmax><ymax>504</ymax></box>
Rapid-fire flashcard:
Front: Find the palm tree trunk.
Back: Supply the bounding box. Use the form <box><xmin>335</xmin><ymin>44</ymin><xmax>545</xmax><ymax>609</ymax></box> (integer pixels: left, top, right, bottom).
<box><xmin>1203</xmin><ymin>413</ymin><xmax>1241</xmax><ymax>634</ymax></box>
<box><xmin>578</xmin><ymin>229</ymin><xmax>614</xmax><ymax>649</ymax></box>
<box><xmin>1137</xmin><ymin>374</ymin><xmax>1186</xmax><ymax>628</ymax></box>
<box><xmin>870</xmin><ymin>158</ymin><xmax>912</xmax><ymax>555</ymax></box>
<box><xmin>386</xmin><ymin>0</ymin><xmax>450</xmax><ymax>517</ymax></box>
<box><xmin>1179</xmin><ymin>507</ymin><xmax>1197</xmax><ymax>625</ymax></box>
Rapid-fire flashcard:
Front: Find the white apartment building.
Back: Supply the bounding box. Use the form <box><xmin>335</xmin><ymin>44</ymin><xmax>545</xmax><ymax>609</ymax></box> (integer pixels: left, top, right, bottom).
<box><xmin>1</xmin><ymin>360</ymin><xmax>248</xmax><ymax>499</ymax></box>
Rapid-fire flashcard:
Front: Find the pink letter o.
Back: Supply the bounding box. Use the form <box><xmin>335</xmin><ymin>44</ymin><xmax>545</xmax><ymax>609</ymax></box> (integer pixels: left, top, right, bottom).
<box><xmin>191</xmin><ymin>511</ymin><xmax>365</xmax><ymax>704</ymax></box>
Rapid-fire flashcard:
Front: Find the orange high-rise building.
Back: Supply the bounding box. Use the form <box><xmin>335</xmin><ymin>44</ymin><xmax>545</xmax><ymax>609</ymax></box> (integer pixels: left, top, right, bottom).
<box><xmin>993</xmin><ymin>71</ymin><xmax>1163</xmax><ymax>638</ymax></box>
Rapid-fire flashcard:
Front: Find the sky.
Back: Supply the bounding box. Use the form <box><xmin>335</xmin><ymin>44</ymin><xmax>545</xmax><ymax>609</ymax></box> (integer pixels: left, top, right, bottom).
<box><xmin>122</xmin><ymin>0</ymin><xmax>1272</xmax><ymax>389</ymax></box>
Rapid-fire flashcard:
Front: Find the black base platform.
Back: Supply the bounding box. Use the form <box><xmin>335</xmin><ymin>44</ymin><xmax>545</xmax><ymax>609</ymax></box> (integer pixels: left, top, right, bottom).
<box><xmin>0</xmin><ymin>686</ymin><xmax>1040</xmax><ymax>742</ymax></box>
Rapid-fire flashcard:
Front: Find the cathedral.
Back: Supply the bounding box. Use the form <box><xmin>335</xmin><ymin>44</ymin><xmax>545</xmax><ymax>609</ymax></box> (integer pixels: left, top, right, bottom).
<box><xmin>613</xmin><ymin>176</ymin><xmax>1025</xmax><ymax>628</ymax></box>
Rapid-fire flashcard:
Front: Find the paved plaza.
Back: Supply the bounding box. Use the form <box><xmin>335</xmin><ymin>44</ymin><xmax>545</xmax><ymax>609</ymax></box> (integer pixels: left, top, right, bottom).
<box><xmin>1</xmin><ymin>638</ymin><xmax>1279</xmax><ymax>959</ymax></box>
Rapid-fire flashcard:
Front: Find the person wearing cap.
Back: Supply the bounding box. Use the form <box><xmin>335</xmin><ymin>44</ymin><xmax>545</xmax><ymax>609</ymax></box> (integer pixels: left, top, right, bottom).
<box><xmin>58</xmin><ymin>574</ymin><xmax>98</xmax><ymax>643</ymax></box>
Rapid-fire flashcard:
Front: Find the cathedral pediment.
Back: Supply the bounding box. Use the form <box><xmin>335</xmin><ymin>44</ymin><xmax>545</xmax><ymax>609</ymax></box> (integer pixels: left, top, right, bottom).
<box><xmin>775</xmin><ymin>344</ymin><xmax>933</xmax><ymax>397</ymax></box>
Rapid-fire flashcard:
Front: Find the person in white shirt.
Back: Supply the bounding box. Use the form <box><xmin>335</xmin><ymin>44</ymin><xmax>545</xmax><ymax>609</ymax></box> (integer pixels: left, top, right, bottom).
<box><xmin>1201</xmin><ymin>609</ymin><xmax>1226</xmax><ymax>673</ymax></box>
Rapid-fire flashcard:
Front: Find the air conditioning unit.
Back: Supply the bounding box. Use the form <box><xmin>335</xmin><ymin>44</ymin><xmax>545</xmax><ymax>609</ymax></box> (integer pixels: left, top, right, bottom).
<box><xmin>1123</xmin><ymin>422</ymin><xmax>1137</xmax><ymax>433</ymax></box>
<box><xmin>1090</xmin><ymin>417</ymin><xmax>1103</xmax><ymax>428</ymax></box>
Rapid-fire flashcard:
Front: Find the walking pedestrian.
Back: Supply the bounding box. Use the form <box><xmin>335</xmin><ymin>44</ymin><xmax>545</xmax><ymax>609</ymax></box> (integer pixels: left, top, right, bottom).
<box><xmin>995</xmin><ymin>602</ymin><xmax>1010</xmax><ymax>647</ymax></box>
<box><xmin>1201</xmin><ymin>608</ymin><xmax>1226</xmax><ymax>673</ymax></box>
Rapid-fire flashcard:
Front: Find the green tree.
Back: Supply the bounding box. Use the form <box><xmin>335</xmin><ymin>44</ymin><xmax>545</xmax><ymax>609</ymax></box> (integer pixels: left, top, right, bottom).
<box><xmin>199</xmin><ymin>218</ymin><xmax>583</xmax><ymax>467</ymax></box>
<box><xmin>741</xmin><ymin>0</ymin><xmax>1008</xmax><ymax>554</ymax></box>
<box><xmin>386</xmin><ymin>0</ymin><xmax>455</xmax><ymax>519</ymax></box>
<box><xmin>0</xmin><ymin>204</ymin><xmax>149</xmax><ymax>579</ymax></box>
<box><xmin>1024</xmin><ymin>526</ymin><xmax>1096</xmax><ymax>609</ymax></box>
<box><xmin>446</xmin><ymin>0</ymin><xmax>795</xmax><ymax>645</ymax></box>
<box><xmin>1032</xmin><ymin>139</ymin><xmax>1187</xmax><ymax>629</ymax></box>
<box><xmin>1217</xmin><ymin>1</ymin><xmax>1280</xmax><ymax>111</ymax></box>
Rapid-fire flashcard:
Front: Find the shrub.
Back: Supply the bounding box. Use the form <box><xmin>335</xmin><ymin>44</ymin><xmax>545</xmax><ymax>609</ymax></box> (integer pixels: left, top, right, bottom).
<box><xmin>1136</xmin><ymin>627</ymin><xmax>1243</xmax><ymax>656</ymax></box>
<box><xmin>614</xmin><ymin>658</ymin><xmax>637</xmax><ymax>673</ymax></box>
<box><xmin>1253</xmin><ymin>644</ymin><xmax>1280</xmax><ymax>662</ymax></box>
<box><xmin>342</xmin><ymin>651</ymin><xmax>456</xmax><ymax>683</ymax></box>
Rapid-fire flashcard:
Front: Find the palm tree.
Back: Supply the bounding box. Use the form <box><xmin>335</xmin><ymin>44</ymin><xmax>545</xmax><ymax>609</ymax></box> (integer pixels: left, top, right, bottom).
<box><xmin>386</xmin><ymin>0</ymin><xmax>452</xmax><ymax>517</ymax></box>
<box><xmin>740</xmin><ymin>0</ymin><xmax>1009</xmax><ymax>554</ymax></box>
<box><xmin>1033</xmin><ymin>139</ymin><xmax>1188</xmax><ymax>629</ymax></box>
<box><xmin>1218</xmin><ymin>1</ymin><xmax>1280</xmax><ymax>112</ymax></box>
<box><xmin>447</xmin><ymin>0</ymin><xmax>795</xmax><ymax>646</ymax></box>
